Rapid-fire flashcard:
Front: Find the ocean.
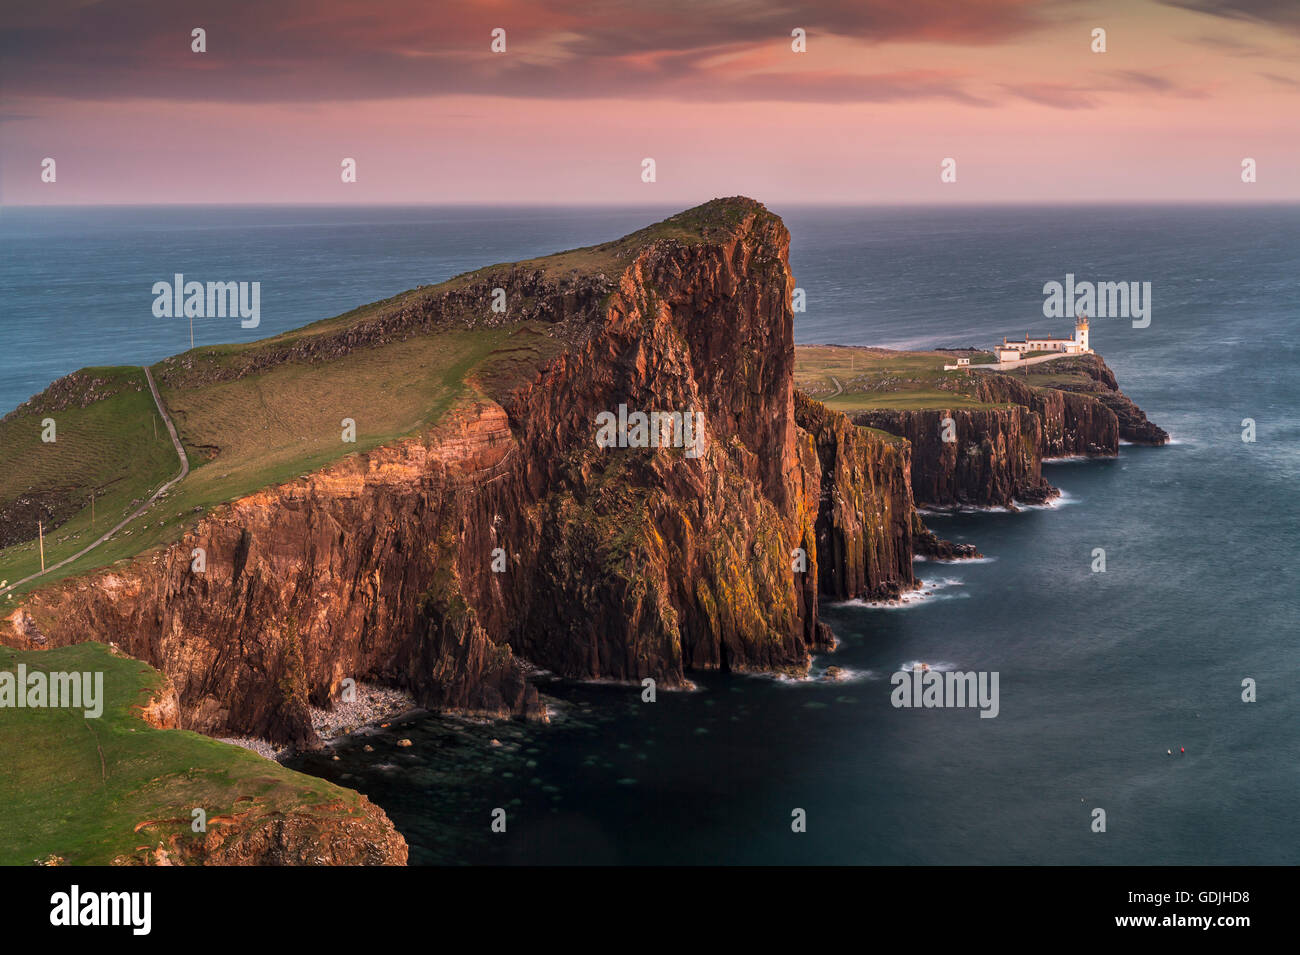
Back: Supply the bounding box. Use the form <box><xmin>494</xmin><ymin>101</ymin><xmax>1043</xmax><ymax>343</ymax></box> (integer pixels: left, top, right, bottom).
<box><xmin>2</xmin><ymin>203</ymin><xmax>1297</xmax><ymax>864</ymax></box>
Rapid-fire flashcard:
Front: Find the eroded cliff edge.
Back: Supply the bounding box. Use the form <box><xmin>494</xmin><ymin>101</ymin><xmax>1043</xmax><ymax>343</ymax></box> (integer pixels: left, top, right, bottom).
<box><xmin>6</xmin><ymin>199</ymin><xmax>922</xmax><ymax>750</ymax></box>
<box><xmin>857</xmin><ymin>354</ymin><xmax>1168</xmax><ymax>509</ymax></box>
<box><xmin>4</xmin><ymin>198</ymin><xmax>1165</xmax><ymax>759</ymax></box>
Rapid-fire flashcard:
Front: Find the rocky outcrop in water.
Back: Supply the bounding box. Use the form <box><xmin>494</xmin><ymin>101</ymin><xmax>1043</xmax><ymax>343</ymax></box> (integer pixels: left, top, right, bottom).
<box><xmin>857</xmin><ymin>353</ymin><xmax>1163</xmax><ymax>507</ymax></box>
<box><xmin>1042</xmin><ymin>355</ymin><xmax>1169</xmax><ymax>445</ymax></box>
<box><xmin>972</xmin><ymin>372</ymin><xmax>1119</xmax><ymax>458</ymax></box>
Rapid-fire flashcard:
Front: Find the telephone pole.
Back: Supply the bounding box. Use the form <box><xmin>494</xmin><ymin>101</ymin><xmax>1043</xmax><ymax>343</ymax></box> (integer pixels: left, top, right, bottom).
<box><xmin>38</xmin><ymin>520</ymin><xmax>45</xmax><ymax>572</ymax></box>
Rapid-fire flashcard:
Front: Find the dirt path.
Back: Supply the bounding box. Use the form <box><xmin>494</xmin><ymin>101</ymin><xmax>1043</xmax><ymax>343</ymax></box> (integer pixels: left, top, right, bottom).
<box><xmin>0</xmin><ymin>367</ymin><xmax>189</xmax><ymax>597</ymax></box>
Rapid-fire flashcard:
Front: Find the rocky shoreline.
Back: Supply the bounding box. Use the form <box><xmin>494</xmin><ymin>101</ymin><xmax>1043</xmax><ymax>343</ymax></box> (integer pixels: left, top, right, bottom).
<box><xmin>219</xmin><ymin>682</ymin><xmax>421</xmax><ymax>761</ymax></box>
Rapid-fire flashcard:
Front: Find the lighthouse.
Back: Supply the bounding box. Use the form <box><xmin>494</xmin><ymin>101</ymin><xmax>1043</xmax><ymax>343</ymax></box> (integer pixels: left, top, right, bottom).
<box><xmin>1075</xmin><ymin>313</ymin><xmax>1090</xmax><ymax>353</ymax></box>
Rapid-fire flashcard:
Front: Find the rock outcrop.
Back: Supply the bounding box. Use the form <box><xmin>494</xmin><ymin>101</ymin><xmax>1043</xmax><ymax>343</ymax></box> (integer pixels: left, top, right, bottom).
<box><xmin>855</xmin><ymin>405</ymin><xmax>1053</xmax><ymax>508</ymax></box>
<box><xmin>1030</xmin><ymin>354</ymin><xmax>1169</xmax><ymax>446</ymax></box>
<box><xmin>794</xmin><ymin>392</ymin><xmax>916</xmax><ymax>600</ymax></box>
<box><xmin>134</xmin><ymin>668</ymin><xmax>181</xmax><ymax>730</ymax></box>
<box><xmin>5</xmin><ymin>199</ymin><xmax>1164</xmax><ymax>754</ymax></box>
<box><xmin>858</xmin><ymin>353</ymin><xmax>1161</xmax><ymax>508</ymax></box>
<box><xmin>121</xmin><ymin>796</ymin><xmax>408</xmax><ymax>866</ymax></box>
<box><xmin>973</xmin><ymin>372</ymin><xmax>1119</xmax><ymax>458</ymax></box>
<box><xmin>7</xmin><ymin>199</ymin><xmax>925</xmax><ymax>746</ymax></box>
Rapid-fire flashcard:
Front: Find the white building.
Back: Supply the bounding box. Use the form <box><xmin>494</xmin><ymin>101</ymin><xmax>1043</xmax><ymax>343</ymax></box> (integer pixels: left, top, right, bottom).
<box><xmin>999</xmin><ymin>315</ymin><xmax>1091</xmax><ymax>363</ymax></box>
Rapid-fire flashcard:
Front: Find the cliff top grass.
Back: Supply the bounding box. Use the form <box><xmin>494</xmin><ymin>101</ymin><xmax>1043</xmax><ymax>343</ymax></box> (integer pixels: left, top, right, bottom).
<box><xmin>1005</xmin><ymin>353</ymin><xmax>1112</xmax><ymax>393</ymax></box>
<box><xmin>0</xmin><ymin>642</ymin><xmax>376</xmax><ymax>865</ymax></box>
<box><xmin>252</xmin><ymin>198</ymin><xmax>778</xmax><ymax>341</ymax></box>
<box><xmin>0</xmin><ymin>324</ymin><xmax>532</xmax><ymax>598</ymax></box>
<box><xmin>794</xmin><ymin>345</ymin><xmax>1009</xmax><ymax>412</ymax></box>
<box><xmin>0</xmin><ymin>367</ymin><xmax>179</xmax><ymax>553</ymax></box>
<box><xmin>0</xmin><ymin>198</ymin><xmax>769</xmax><ymax>599</ymax></box>
<box><xmin>481</xmin><ymin>196</ymin><xmax>781</xmax><ymax>280</ymax></box>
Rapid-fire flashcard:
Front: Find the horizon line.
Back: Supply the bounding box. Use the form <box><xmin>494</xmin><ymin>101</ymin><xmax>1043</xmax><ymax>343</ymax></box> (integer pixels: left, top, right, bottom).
<box><xmin>5</xmin><ymin>198</ymin><xmax>1299</xmax><ymax>210</ymax></box>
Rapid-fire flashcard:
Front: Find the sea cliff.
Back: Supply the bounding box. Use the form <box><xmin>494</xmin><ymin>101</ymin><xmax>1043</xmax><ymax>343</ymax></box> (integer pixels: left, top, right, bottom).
<box><xmin>7</xmin><ymin>199</ymin><xmax>927</xmax><ymax>747</ymax></box>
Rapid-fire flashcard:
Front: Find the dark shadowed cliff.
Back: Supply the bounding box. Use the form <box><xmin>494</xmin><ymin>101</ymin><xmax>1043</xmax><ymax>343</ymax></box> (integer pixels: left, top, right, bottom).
<box><xmin>857</xmin><ymin>353</ymin><xmax>1165</xmax><ymax>509</ymax></box>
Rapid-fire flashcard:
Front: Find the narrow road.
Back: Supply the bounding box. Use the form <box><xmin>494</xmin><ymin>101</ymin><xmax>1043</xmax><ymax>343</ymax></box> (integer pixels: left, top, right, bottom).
<box><xmin>971</xmin><ymin>352</ymin><xmax>1073</xmax><ymax>372</ymax></box>
<box><xmin>0</xmin><ymin>367</ymin><xmax>189</xmax><ymax>598</ymax></box>
<box><xmin>828</xmin><ymin>375</ymin><xmax>844</xmax><ymax>398</ymax></box>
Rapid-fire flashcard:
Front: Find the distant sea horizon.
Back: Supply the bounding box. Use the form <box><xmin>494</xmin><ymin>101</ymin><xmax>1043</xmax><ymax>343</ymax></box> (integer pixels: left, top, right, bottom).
<box><xmin>3</xmin><ymin>201</ymin><xmax>1296</xmax><ymax>415</ymax></box>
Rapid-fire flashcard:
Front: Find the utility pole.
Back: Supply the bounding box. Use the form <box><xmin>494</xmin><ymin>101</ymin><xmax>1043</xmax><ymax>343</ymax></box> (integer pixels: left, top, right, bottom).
<box><xmin>91</xmin><ymin>491</ymin><xmax>95</xmax><ymax>530</ymax></box>
<box><xmin>38</xmin><ymin>520</ymin><xmax>45</xmax><ymax>572</ymax></box>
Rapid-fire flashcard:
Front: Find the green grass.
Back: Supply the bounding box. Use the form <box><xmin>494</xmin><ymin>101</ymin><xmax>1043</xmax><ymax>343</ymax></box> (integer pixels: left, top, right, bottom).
<box><xmin>0</xmin><ymin>324</ymin><xmax>547</xmax><ymax>600</ymax></box>
<box><xmin>0</xmin><ymin>197</ymin><xmax>774</xmax><ymax>601</ymax></box>
<box><xmin>1009</xmin><ymin>356</ymin><xmax>1108</xmax><ymax>392</ymax></box>
<box><xmin>859</xmin><ymin>426</ymin><xmax>909</xmax><ymax>445</ymax></box>
<box><xmin>794</xmin><ymin>345</ymin><xmax>1010</xmax><ymax>412</ymax></box>
<box><xmin>0</xmin><ymin>368</ymin><xmax>180</xmax><ymax>588</ymax></box>
<box><xmin>0</xmin><ymin>642</ymin><xmax>373</xmax><ymax>865</ymax></box>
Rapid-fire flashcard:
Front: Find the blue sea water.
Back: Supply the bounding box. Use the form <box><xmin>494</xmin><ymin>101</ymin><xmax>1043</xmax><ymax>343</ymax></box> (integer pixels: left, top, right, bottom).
<box><xmin>2</xmin><ymin>204</ymin><xmax>1297</xmax><ymax>864</ymax></box>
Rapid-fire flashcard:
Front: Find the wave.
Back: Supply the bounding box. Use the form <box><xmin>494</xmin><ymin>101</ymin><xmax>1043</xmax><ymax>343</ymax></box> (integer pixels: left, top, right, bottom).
<box><xmin>841</xmin><ymin>575</ymin><xmax>969</xmax><ymax>610</ymax></box>
<box><xmin>1121</xmin><ymin>435</ymin><xmax>1184</xmax><ymax>446</ymax></box>
<box><xmin>920</xmin><ymin>493</ymin><xmax>1075</xmax><ymax>515</ymax></box>
<box><xmin>899</xmin><ymin>660</ymin><xmax>960</xmax><ymax>674</ymax></box>
<box><xmin>749</xmin><ymin>663</ymin><xmax>878</xmax><ymax>686</ymax></box>
<box><xmin>1017</xmin><ymin>490</ymin><xmax>1079</xmax><ymax>510</ymax></box>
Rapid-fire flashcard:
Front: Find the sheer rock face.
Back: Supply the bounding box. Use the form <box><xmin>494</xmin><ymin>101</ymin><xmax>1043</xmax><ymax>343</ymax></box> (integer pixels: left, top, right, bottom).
<box><xmin>857</xmin><ymin>354</ymin><xmax>1162</xmax><ymax>508</ymax></box>
<box><xmin>12</xmin><ymin>402</ymin><xmax>542</xmax><ymax>746</ymax></box>
<box><xmin>794</xmin><ymin>392</ymin><xmax>916</xmax><ymax>600</ymax></box>
<box><xmin>1019</xmin><ymin>353</ymin><xmax>1169</xmax><ymax>446</ymax></box>
<box><xmin>9</xmin><ymin>198</ymin><xmax>919</xmax><ymax>745</ymax></box>
<box><xmin>854</xmin><ymin>406</ymin><xmax>1053</xmax><ymax>508</ymax></box>
<box><xmin>973</xmin><ymin>373</ymin><xmax>1119</xmax><ymax>458</ymax></box>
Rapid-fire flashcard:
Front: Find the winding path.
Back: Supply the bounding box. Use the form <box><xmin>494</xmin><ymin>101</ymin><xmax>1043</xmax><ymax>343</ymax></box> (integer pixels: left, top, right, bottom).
<box><xmin>0</xmin><ymin>367</ymin><xmax>189</xmax><ymax>598</ymax></box>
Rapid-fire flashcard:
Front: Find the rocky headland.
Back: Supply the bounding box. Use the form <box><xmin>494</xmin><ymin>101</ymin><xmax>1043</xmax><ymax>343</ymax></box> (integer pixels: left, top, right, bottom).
<box><xmin>2</xmin><ymin>198</ymin><xmax>1165</xmax><ymax>864</ymax></box>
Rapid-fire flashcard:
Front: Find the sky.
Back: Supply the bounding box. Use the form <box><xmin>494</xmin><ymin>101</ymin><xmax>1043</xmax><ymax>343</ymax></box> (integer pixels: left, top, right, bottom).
<box><xmin>2</xmin><ymin>0</ymin><xmax>1298</xmax><ymax>204</ymax></box>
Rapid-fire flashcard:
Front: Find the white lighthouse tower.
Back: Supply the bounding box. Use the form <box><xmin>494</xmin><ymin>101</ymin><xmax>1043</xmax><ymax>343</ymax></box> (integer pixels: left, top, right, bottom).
<box><xmin>1074</xmin><ymin>313</ymin><xmax>1090</xmax><ymax>353</ymax></box>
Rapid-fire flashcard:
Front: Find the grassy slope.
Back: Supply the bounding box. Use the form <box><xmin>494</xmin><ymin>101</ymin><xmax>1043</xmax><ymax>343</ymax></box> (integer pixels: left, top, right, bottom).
<box><xmin>0</xmin><ymin>198</ymin><xmax>770</xmax><ymax>599</ymax></box>
<box><xmin>794</xmin><ymin>344</ymin><xmax>1011</xmax><ymax>412</ymax></box>
<box><xmin>0</xmin><ymin>642</ymin><xmax>374</xmax><ymax>865</ymax></box>
<box><xmin>0</xmin><ymin>324</ymin><xmax>559</xmax><ymax>599</ymax></box>
<box><xmin>0</xmin><ymin>368</ymin><xmax>180</xmax><ymax>588</ymax></box>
